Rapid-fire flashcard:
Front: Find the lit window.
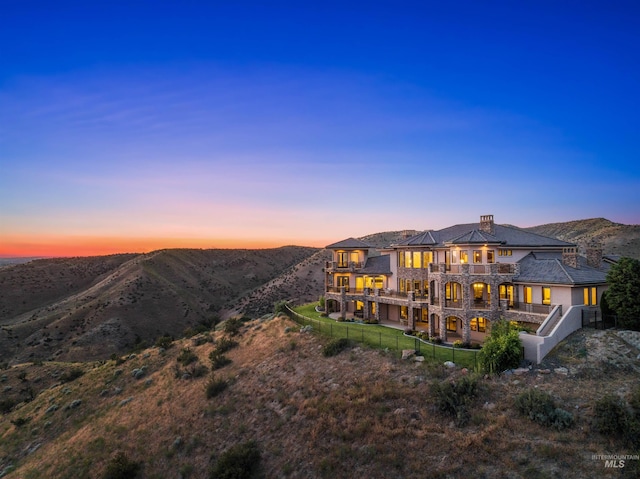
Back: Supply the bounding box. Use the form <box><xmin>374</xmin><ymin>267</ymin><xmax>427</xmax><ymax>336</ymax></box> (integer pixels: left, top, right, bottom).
<box><xmin>473</xmin><ymin>250</ymin><xmax>482</xmax><ymax>263</ymax></box>
<box><xmin>446</xmin><ymin>317</ymin><xmax>457</xmax><ymax>332</ymax></box>
<box><xmin>412</xmin><ymin>251</ymin><xmax>422</xmax><ymax>268</ymax></box>
<box><xmin>542</xmin><ymin>287</ymin><xmax>551</xmax><ymax>305</ymax></box>
<box><xmin>405</xmin><ymin>251</ymin><xmax>413</xmax><ymax>268</ymax></box>
<box><xmin>423</xmin><ymin>251</ymin><xmax>433</xmax><ymax>266</ymax></box>
<box><xmin>401</xmin><ymin>306</ymin><xmax>408</xmax><ymax>319</ymax></box>
<box><xmin>452</xmin><ymin>250</ymin><xmax>458</xmax><ymax>263</ymax></box>
<box><xmin>399</xmin><ymin>279</ymin><xmax>406</xmax><ymax>292</ymax></box>
<box><xmin>399</xmin><ymin>251</ymin><xmax>404</xmax><ymax>267</ymax></box>
<box><xmin>523</xmin><ymin>286</ymin><xmax>532</xmax><ymax>304</ymax></box>
<box><xmin>498</xmin><ymin>249</ymin><xmax>513</xmax><ymax>256</ymax></box>
<box><xmin>374</xmin><ymin>277</ymin><xmax>384</xmax><ymax>289</ymax></box>
<box><xmin>584</xmin><ymin>287</ymin><xmax>597</xmax><ymax>305</ymax></box>
<box><xmin>460</xmin><ymin>251</ymin><xmax>469</xmax><ymax>264</ymax></box>
<box><xmin>337</xmin><ymin>251</ymin><xmax>348</xmax><ymax>267</ymax></box>
<box><xmin>470</xmin><ymin>317</ymin><xmax>487</xmax><ymax>332</ymax></box>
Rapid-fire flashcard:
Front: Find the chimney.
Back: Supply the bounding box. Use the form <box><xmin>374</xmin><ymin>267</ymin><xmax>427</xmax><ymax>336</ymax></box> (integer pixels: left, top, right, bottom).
<box><xmin>562</xmin><ymin>246</ymin><xmax>579</xmax><ymax>269</ymax></box>
<box><xmin>480</xmin><ymin>215</ymin><xmax>494</xmax><ymax>235</ymax></box>
<box><xmin>586</xmin><ymin>241</ymin><xmax>603</xmax><ymax>269</ymax></box>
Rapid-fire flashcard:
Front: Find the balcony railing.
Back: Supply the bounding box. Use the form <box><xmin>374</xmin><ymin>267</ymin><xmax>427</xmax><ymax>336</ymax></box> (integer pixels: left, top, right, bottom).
<box><xmin>378</xmin><ymin>290</ymin><xmax>409</xmax><ymax>299</ymax></box>
<box><xmin>471</xmin><ymin>299</ymin><xmax>491</xmax><ymax>309</ymax></box>
<box><xmin>326</xmin><ymin>261</ymin><xmax>363</xmax><ymax>271</ymax></box>
<box><xmin>509</xmin><ymin>302</ymin><xmax>553</xmax><ymax>315</ymax></box>
<box><xmin>444</xmin><ymin>299</ymin><xmax>462</xmax><ymax>308</ymax></box>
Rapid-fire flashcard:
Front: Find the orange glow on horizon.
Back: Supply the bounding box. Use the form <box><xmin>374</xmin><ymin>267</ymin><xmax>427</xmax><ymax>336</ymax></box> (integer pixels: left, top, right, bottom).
<box><xmin>0</xmin><ymin>234</ymin><xmax>329</xmax><ymax>258</ymax></box>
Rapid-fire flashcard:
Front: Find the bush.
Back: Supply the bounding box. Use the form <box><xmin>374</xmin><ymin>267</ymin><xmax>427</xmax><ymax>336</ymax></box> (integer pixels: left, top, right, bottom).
<box><xmin>155</xmin><ymin>335</ymin><xmax>173</xmax><ymax>350</ymax></box>
<box><xmin>209</xmin><ymin>350</ymin><xmax>232</xmax><ymax>370</ymax></box>
<box><xmin>0</xmin><ymin>398</ymin><xmax>17</xmax><ymax>414</ymax></box>
<box><xmin>593</xmin><ymin>394</ymin><xmax>631</xmax><ymax>437</ymax></box>
<box><xmin>430</xmin><ymin>375</ymin><xmax>479</xmax><ymax>427</ymax></box>
<box><xmin>322</xmin><ymin>338</ymin><xmax>353</xmax><ymax>357</ymax></box>
<box><xmin>206</xmin><ymin>376</ymin><xmax>229</xmax><ymax>399</ymax></box>
<box><xmin>60</xmin><ymin>367</ymin><xmax>85</xmax><ymax>383</ymax></box>
<box><xmin>177</xmin><ymin>348</ymin><xmax>198</xmax><ymax>366</ymax></box>
<box><xmin>453</xmin><ymin>340</ymin><xmax>463</xmax><ymax>348</ymax></box>
<box><xmin>515</xmin><ymin>389</ymin><xmax>573</xmax><ymax>430</ymax></box>
<box><xmin>223</xmin><ymin>318</ymin><xmax>244</xmax><ymax>336</ymax></box>
<box><xmin>103</xmin><ymin>452</ymin><xmax>142</xmax><ymax>479</ymax></box>
<box><xmin>216</xmin><ymin>336</ymin><xmax>239</xmax><ymax>354</ymax></box>
<box><xmin>479</xmin><ymin>320</ymin><xmax>522</xmax><ymax>374</ymax></box>
<box><xmin>274</xmin><ymin>300</ymin><xmax>289</xmax><ymax>315</ymax></box>
<box><xmin>210</xmin><ymin>441</ymin><xmax>261</xmax><ymax>479</ymax></box>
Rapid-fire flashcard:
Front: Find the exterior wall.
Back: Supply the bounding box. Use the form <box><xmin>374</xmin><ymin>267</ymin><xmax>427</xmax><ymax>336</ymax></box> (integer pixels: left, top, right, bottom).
<box><xmin>521</xmin><ymin>305</ymin><xmax>585</xmax><ymax>363</ymax></box>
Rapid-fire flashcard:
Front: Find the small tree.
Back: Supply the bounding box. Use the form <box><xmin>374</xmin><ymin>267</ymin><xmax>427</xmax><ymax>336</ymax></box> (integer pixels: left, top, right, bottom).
<box><xmin>605</xmin><ymin>257</ymin><xmax>640</xmax><ymax>330</ymax></box>
<box><xmin>479</xmin><ymin>319</ymin><xmax>522</xmax><ymax>374</ymax></box>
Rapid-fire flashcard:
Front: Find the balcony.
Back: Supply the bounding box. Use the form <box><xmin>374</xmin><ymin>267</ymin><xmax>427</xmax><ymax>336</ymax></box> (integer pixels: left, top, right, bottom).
<box><xmin>444</xmin><ymin>299</ymin><xmax>462</xmax><ymax>308</ymax></box>
<box><xmin>428</xmin><ymin>262</ymin><xmax>517</xmax><ymax>275</ymax></box>
<box><xmin>325</xmin><ymin>261</ymin><xmax>363</xmax><ymax>272</ymax></box>
<box><xmin>509</xmin><ymin>302</ymin><xmax>554</xmax><ymax>315</ymax></box>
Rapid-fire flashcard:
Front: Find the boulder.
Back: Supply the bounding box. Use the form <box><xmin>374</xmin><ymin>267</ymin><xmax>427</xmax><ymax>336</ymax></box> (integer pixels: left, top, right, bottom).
<box><xmin>444</xmin><ymin>361</ymin><xmax>455</xmax><ymax>368</ymax></box>
<box><xmin>402</xmin><ymin>350</ymin><xmax>416</xmax><ymax>360</ymax></box>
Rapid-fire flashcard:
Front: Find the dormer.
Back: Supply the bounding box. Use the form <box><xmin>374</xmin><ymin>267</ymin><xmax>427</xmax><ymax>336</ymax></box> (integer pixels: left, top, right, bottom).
<box><xmin>325</xmin><ymin>237</ymin><xmax>372</xmax><ymax>270</ymax></box>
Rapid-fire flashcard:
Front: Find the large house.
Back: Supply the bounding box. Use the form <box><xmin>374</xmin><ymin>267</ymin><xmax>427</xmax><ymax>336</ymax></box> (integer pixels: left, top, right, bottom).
<box><xmin>324</xmin><ymin>215</ymin><xmax>613</xmax><ymax>361</ymax></box>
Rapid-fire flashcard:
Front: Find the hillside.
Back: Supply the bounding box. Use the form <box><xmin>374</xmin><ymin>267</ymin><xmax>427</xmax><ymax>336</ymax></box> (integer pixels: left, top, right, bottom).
<box><xmin>1</xmin><ymin>317</ymin><xmax>638</xmax><ymax>478</ymax></box>
<box><xmin>0</xmin><ymin>247</ymin><xmax>317</xmax><ymax>364</ymax></box>
<box><xmin>524</xmin><ymin>217</ymin><xmax>640</xmax><ymax>259</ymax></box>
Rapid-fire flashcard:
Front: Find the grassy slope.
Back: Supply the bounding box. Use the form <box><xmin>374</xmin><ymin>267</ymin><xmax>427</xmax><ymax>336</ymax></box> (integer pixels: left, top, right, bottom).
<box><xmin>1</xmin><ymin>317</ymin><xmax>638</xmax><ymax>479</ymax></box>
<box><xmin>0</xmin><ymin>247</ymin><xmax>318</xmax><ymax>364</ymax></box>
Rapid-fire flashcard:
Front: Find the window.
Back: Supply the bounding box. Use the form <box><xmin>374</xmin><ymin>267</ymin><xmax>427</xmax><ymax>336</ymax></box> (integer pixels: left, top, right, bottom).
<box><xmin>451</xmin><ymin>249</ymin><xmax>458</xmax><ymax>263</ymax></box>
<box><xmin>400</xmin><ymin>306</ymin><xmax>408</xmax><ymax>320</ymax></box>
<box><xmin>473</xmin><ymin>250</ymin><xmax>482</xmax><ymax>263</ymax></box>
<box><xmin>337</xmin><ymin>276</ymin><xmax>349</xmax><ymax>291</ymax></box>
<box><xmin>470</xmin><ymin>317</ymin><xmax>486</xmax><ymax>332</ymax></box>
<box><xmin>542</xmin><ymin>287</ymin><xmax>551</xmax><ymax>305</ymax></box>
<box><xmin>498</xmin><ymin>249</ymin><xmax>513</xmax><ymax>256</ymax></box>
<box><xmin>460</xmin><ymin>250</ymin><xmax>469</xmax><ymax>264</ymax></box>
<box><xmin>487</xmin><ymin>250</ymin><xmax>495</xmax><ymax>263</ymax></box>
<box><xmin>374</xmin><ymin>276</ymin><xmax>384</xmax><ymax>289</ymax></box>
<box><xmin>523</xmin><ymin>286</ymin><xmax>532</xmax><ymax>304</ymax></box>
<box><xmin>399</xmin><ymin>279</ymin><xmax>406</xmax><ymax>292</ymax></box>
<box><xmin>446</xmin><ymin>317</ymin><xmax>457</xmax><ymax>332</ymax></box>
<box><xmin>398</xmin><ymin>251</ymin><xmax>405</xmax><ymax>268</ymax></box>
<box><xmin>423</xmin><ymin>280</ymin><xmax>429</xmax><ymax>297</ymax></box>
<box><xmin>355</xmin><ymin>277</ymin><xmax>364</xmax><ymax>291</ymax></box>
<box><xmin>350</xmin><ymin>251</ymin><xmax>359</xmax><ymax>264</ymax></box>
<box><xmin>337</xmin><ymin>252</ymin><xmax>348</xmax><ymax>267</ymax></box>
<box><xmin>413</xmin><ymin>280</ymin><xmax>421</xmax><ymax>294</ymax></box>
<box><xmin>500</xmin><ymin>284</ymin><xmax>514</xmax><ymax>306</ymax></box>
<box><xmin>584</xmin><ymin>287</ymin><xmax>597</xmax><ymax>305</ymax></box>
<box><xmin>423</xmin><ymin>251</ymin><xmax>433</xmax><ymax>266</ymax></box>
<box><xmin>412</xmin><ymin>251</ymin><xmax>422</xmax><ymax>268</ymax></box>
<box><xmin>421</xmin><ymin>308</ymin><xmax>429</xmax><ymax>323</ymax></box>
<box><xmin>405</xmin><ymin>251</ymin><xmax>413</xmax><ymax>268</ymax></box>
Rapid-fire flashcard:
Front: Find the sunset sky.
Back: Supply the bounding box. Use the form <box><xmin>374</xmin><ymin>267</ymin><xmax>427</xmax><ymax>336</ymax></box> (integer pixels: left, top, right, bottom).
<box><xmin>1</xmin><ymin>1</ymin><xmax>639</xmax><ymax>257</ymax></box>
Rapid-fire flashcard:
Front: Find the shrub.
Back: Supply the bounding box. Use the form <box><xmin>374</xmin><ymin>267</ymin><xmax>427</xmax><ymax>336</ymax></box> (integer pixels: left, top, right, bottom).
<box><xmin>322</xmin><ymin>338</ymin><xmax>353</xmax><ymax>357</ymax></box>
<box><xmin>0</xmin><ymin>398</ymin><xmax>17</xmax><ymax>414</ymax></box>
<box><xmin>216</xmin><ymin>336</ymin><xmax>239</xmax><ymax>354</ymax></box>
<box><xmin>223</xmin><ymin>318</ymin><xmax>243</xmax><ymax>336</ymax></box>
<box><xmin>515</xmin><ymin>389</ymin><xmax>574</xmax><ymax>430</ymax></box>
<box><xmin>274</xmin><ymin>300</ymin><xmax>289</xmax><ymax>315</ymax></box>
<box><xmin>209</xmin><ymin>350</ymin><xmax>232</xmax><ymax>370</ymax></box>
<box><xmin>453</xmin><ymin>340</ymin><xmax>463</xmax><ymax>348</ymax></box>
<box><xmin>593</xmin><ymin>394</ymin><xmax>630</xmax><ymax>437</ymax></box>
<box><xmin>155</xmin><ymin>335</ymin><xmax>173</xmax><ymax>350</ymax></box>
<box><xmin>60</xmin><ymin>367</ymin><xmax>84</xmax><ymax>383</ymax></box>
<box><xmin>206</xmin><ymin>377</ymin><xmax>229</xmax><ymax>399</ymax></box>
<box><xmin>210</xmin><ymin>440</ymin><xmax>261</xmax><ymax>479</ymax></box>
<box><xmin>10</xmin><ymin>416</ymin><xmax>31</xmax><ymax>428</ymax></box>
<box><xmin>479</xmin><ymin>320</ymin><xmax>522</xmax><ymax>374</ymax></box>
<box><xmin>103</xmin><ymin>452</ymin><xmax>142</xmax><ymax>479</ymax></box>
<box><xmin>177</xmin><ymin>348</ymin><xmax>198</xmax><ymax>366</ymax></box>
<box><xmin>430</xmin><ymin>375</ymin><xmax>479</xmax><ymax>427</ymax></box>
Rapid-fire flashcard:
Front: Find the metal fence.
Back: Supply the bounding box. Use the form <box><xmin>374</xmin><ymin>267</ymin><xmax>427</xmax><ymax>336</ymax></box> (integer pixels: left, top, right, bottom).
<box><xmin>581</xmin><ymin>309</ymin><xmax>617</xmax><ymax>330</ymax></box>
<box><xmin>285</xmin><ymin>305</ymin><xmax>480</xmax><ymax>370</ymax></box>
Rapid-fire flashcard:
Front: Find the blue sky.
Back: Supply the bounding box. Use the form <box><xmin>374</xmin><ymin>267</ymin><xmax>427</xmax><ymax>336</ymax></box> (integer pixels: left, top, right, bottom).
<box><xmin>1</xmin><ymin>1</ymin><xmax>639</xmax><ymax>255</ymax></box>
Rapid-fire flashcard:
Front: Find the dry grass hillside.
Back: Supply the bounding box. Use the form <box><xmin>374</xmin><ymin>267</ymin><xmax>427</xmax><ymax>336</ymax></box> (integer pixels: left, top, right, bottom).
<box><xmin>1</xmin><ymin>316</ymin><xmax>639</xmax><ymax>479</ymax></box>
<box><xmin>524</xmin><ymin>218</ymin><xmax>640</xmax><ymax>260</ymax></box>
<box><xmin>0</xmin><ymin>247</ymin><xmax>317</xmax><ymax>364</ymax></box>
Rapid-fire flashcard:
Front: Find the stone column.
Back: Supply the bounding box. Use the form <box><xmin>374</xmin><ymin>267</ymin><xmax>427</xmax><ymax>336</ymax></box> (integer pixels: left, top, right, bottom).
<box><xmin>364</xmin><ymin>288</ymin><xmax>370</xmax><ymax>321</ymax></box>
<box><xmin>408</xmin><ymin>291</ymin><xmax>416</xmax><ymax>330</ymax></box>
<box><xmin>440</xmin><ymin>314</ymin><xmax>447</xmax><ymax>341</ymax></box>
<box><xmin>462</xmin><ymin>315</ymin><xmax>471</xmax><ymax>344</ymax></box>
<box><xmin>340</xmin><ymin>286</ymin><xmax>347</xmax><ymax>320</ymax></box>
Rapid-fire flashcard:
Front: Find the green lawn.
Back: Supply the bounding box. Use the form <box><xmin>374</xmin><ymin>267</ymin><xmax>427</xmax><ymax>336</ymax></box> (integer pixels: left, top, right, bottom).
<box><xmin>289</xmin><ymin>303</ymin><xmax>479</xmax><ymax>369</ymax></box>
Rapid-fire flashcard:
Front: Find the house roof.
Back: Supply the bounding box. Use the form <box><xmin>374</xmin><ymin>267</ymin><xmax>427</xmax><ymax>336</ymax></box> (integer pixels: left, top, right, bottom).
<box><xmin>360</xmin><ymin>255</ymin><xmax>392</xmax><ymax>275</ymax></box>
<box><xmin>393</xmin><ymin>222</ymin><xmax>574</xmax><ymax>249</ymax></box>
<box><xmin>325</xmin><ymin>237</ymin><xmax>372</xmax><ymax>249</ymax></box>
<box><xmin>515</xmin><ymin>252</ymin><xmax>610</xmax><ymax>285</ymax></box>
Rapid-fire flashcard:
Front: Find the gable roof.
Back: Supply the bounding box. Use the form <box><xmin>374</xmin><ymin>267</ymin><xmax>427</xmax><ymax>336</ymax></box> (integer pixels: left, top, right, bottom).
<box><xmin>446</xmin><ymin>229</ymin><xmax>502</xmax><ymax>245</ymax></box>
<box><xmin>395</xmin><ymin>230</ymin><xmax>438</xmax><ymax>246</ymax></box>
<box><xmin>325</xmin><ymin>237</ymin><xmax>372</xmax><ymax>249</ymax></box>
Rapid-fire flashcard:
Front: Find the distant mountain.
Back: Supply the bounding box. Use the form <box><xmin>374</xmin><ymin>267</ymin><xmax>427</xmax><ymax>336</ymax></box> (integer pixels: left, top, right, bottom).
<box><xmin>0</xmin><ymin>247</ymin><xmax>317</xmax><ymax>363</ymax></box>
<box><xmin>522</xmin><ymin>218</ymin><xmax>640</xmax><ymax>260</ymax></box>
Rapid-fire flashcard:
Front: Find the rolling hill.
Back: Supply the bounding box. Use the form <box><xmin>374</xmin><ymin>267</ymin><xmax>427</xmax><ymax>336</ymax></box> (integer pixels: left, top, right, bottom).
<box><xmin>0</xmin><ymin>247</ymin><xmax>317</xmax><ymax>364</ymax></box>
